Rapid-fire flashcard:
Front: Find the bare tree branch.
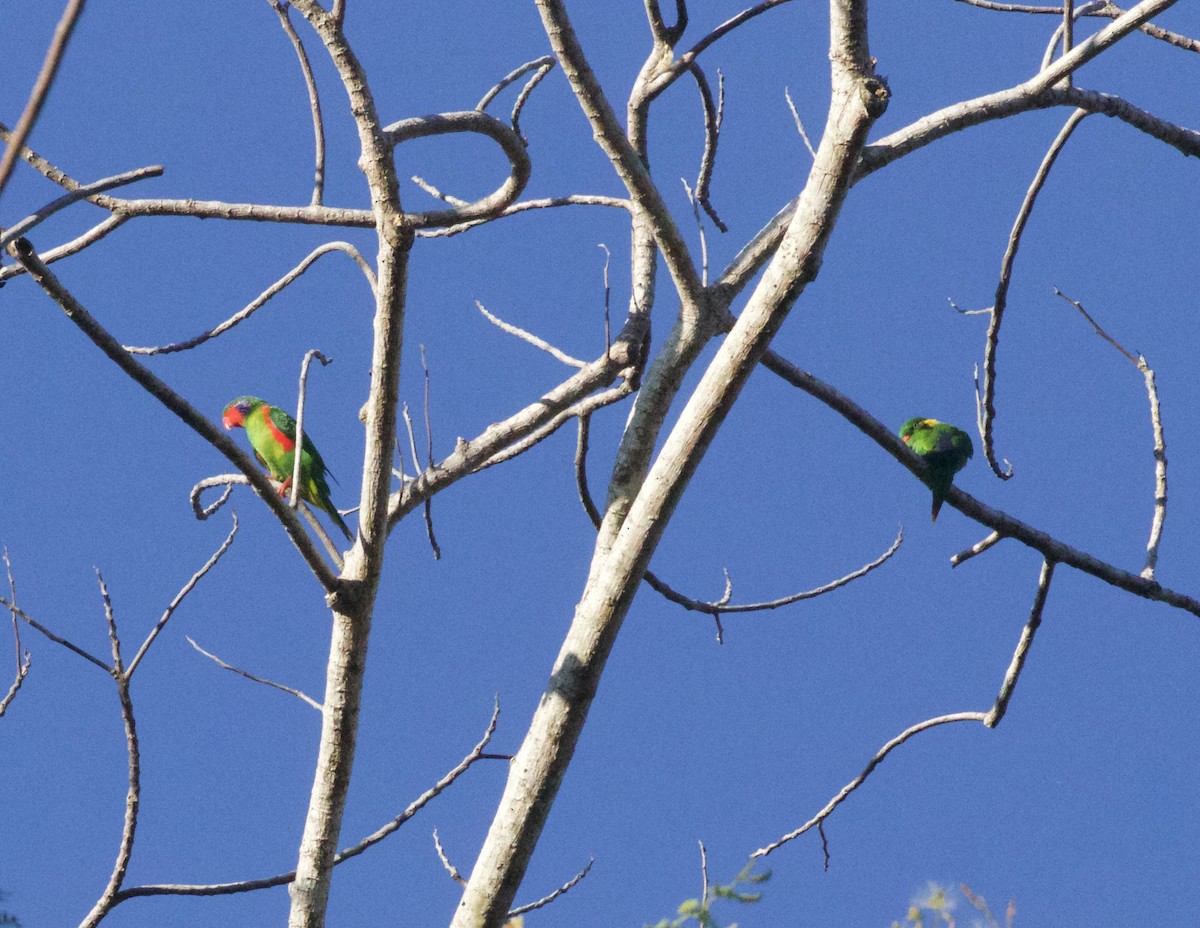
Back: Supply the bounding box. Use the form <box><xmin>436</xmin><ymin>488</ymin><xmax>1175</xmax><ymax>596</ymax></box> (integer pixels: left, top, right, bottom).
<box><xmin>475</xmin><ymin>300</ymin><xmax>586</xmax><ymax>368</ymax></box>
<box><xmin>0</xmin><ymin>0</ymin><xmax>87</xmax><ymax>203</ymax></box>
<box><xmin>1054</xmin><ymin>288</ymin><xmax>1167</xmax><ymax>580</ymax></box>
<box><xmin>0</xmin><ymin>214</ymin><xmax>128</xmax><ymax>283</ymax></box>
<box><xmin>7</xmin><ymin>238</ymin><xmax>340</xmax><ymax>591</ymax></box>
<box><xmin>268</xmin><ymin>0</ymin><xmax>327</xmax><ymax>205</ymax></box>
<box><xmin>751</xmin><ymin>712</ymin><xmax>988</xmax><ymax>858</ymax></box>
<box><xmin>382</xmin><ymin>111</ymin><xmax>531</xmax><ymax>227</ymax></box>
<box><xmin>112</xmin><ymin>699</ymin><xmax>502</xmax><ymax>902</ymax></box>
<box><xmin>977</xmin><ymin>108</ymin><xmax>1088</xmax><ymax>479</ymax></box>
<box><xmin>985</xmin><ymin>558</ymin><xmax>1055</xmax><ymax>727</ymax></box>
<box><xmin>0</xmin><ymin>165</ymin><xmax>162</xmax><ymax>252</ymax></box>
<box><xmin>506</xmin><ymin>856</ymin><xmax>595</xmax><ymax>917</ymax></box>
<box><xmin>187</xmin><ymin>637</ymin><xmax>322</xmax><ymax>711</ymax></box>
<box><xmin>126</xmin><ymin>514</ymin><xmax>239</xmax><ymax>679</ymax></box>
<box><xmin>80</xmin><ymin>572</ymin><xmax>142</xmax><ymax>928</ymax></box>
<box><xmin>124</xmin><ymin>242</ymin><xmax>375</xmax><ymax>355</ymax></box>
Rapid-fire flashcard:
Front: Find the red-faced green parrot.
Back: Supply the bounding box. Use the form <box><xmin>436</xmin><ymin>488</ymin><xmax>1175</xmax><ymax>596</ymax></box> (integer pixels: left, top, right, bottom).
<box><xmin>899</xmin><ymin>417</ymin><xmax>974</xmax><ymax>523</ymax></box>
<box><xmin>222</xmin><ymin>396</ymin><xmax>354</xmax><ymax>541</ymax></box>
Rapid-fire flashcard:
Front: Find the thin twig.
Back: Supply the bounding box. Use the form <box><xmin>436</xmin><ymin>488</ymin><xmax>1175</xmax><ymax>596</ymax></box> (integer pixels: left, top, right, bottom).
<box><xmin>124</xmin><ymin>242</ymin><xmax>376</xmax><ymax>355</ymax></box>
<box><xmin>986</xmin><ymin>558</ymin><xmax>1055</xmax><ymax>728</ymax></box>
<box><xmin>682</xmin><ymin>179</ymin><xmax>710</xmax><ymax>286</ymax></box>
<box><xmin>475</xmin><ymin>300</ymin><xmax>586</xmax><ymax>368</ymax></box>
<box><xmin>0</xmin><ymin>551</ymin><xmax>30</xmax><ymax>714</ymax></box>
<box><xmin>957</xmin><ymin>0</ymin><xmax>1200</xmax><ymax>53</ymax></box>
<box><xmin>0</xmin><ymin>214</ymin><xmax>129</xmax><ymax>284</ymax></box>
<box><xmin>650</xmin><ymin>527</ymin><xmax>903</xmax><ymax>617</ymax></box>
<box><xmin>411</xmin><ymin>175</ymin><xmax>470</xmax><ymax>207</ymax></box>
<box><xmin>114</xmin><ymin>699</ymin><xmax>502</xmax><ymax>901</ymax></box>
<box><xmin>126</xmin><ymin>515</ymin><xmax>239</xmax><ymax>679</ymax></box>
<box><xmin>654</xmin><ymin>0</ymin><xmax>795</xmax><ymax>90</ymax></box>
<box><xmin>950</xmin><ymin>530</ymin><xmax>1003</xmax><ymax>567</ymax></box>
<box><xmin>291</xmin><ymin>349</ymin><xmax>333</xmax><ymax>508</ymax></box>
<box><xmin>698</xmin><ymin>841</ymin><xmax>710</xmax><ymax>909</ymax></box>
<box><xmin>688</xmin><ymin>64</ymin><xmax>727</xmax><ymax>232</ymax></box>
<box><xmin>420</xmin><ymin>346</ymin><xmax>442</xmax><ymax>560</ymax></box>
<box><xmin>0</xmin><ymin>596</ymin><xmax>108</xmax><ymax>672</ymax></box>
<box><xmin>0</xmin><ymin>165</ymin><xmax>163</xmax><ymax>252</ymax></box>
<box><xmin>507</xmin><ymin>857</ymin><xmax>595</xmax><ymax>917</ymax></box>
<box><xmin>187</xmin><ymin>637</ymin><xmax>322</xmax><ymax>711</ymax></box>
<box><xmin>476</xmin><ymin>56</ymin><xmax>556</xmax><ymax>113</ymax></box>
<box><xmin>0</xmin><ymin>0</ymin><xmax>87</xmax><ymax>203</ymax></box>
<box><xmin>434</xmin><ymin>830</ymin><xmax>467</xmax><ymax>885</ymax></box>
<box><xmin>269</xmin><ymin>0</ymin><xmax>326</xmax><ymax>205</ymax></box>
<box><xmin>751</xmin><ymin>712</ymin><xmax>988</xmax><ymax>858</ymax></box>
<box><xmin>418</xmin><ymin>194</ymin><xmax>630</xmax><ymax>239</ymax></box>
<box><xmin>190</xmin><ymin>476</ymin><xmax>241</xmax><ymax>520</ymax></box>
<box><xmin>977</xmin><ymin>108</ymin><xmax>1087</xmax><ymax>479</ymax></box>
<box><xmin>784</xmin><ymin>87</ymin><xmax>818</xmax><ymax>159</ymax></box>
<box><xmin>1054</xmin><ymin>288</ymin><xmax>1166</xmax><ymax>579</ymax></box>
<box><xmin>80</xmin><ymin>571</ymin><xmax>142</xmax><ymax>928</ymax></box>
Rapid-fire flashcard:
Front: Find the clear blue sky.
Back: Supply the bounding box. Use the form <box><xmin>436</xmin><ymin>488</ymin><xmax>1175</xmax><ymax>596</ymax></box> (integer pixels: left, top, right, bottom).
<box><xmin>4</xmin><ymin>2</ymin><xmax>1200</xmax><ymax>926</ymax></box>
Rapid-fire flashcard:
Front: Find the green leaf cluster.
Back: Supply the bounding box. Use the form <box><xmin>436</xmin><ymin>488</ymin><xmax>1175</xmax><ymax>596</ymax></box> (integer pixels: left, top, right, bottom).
<box><xmin>646</xmin><ymin>861</ymin><xmax>770</xmax><ymax>928</ymax></box>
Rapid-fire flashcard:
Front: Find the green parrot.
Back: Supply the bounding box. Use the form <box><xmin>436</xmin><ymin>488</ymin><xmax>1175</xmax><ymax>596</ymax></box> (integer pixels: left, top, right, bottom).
<box><xmin>899</xmin><ymin>417</ymin><xmax>974</xmax><ymax>523</ymax></box>
<box><xmin>222</xmin><ymin>396</ymin><xmax>354</xmax><ymax>541</ymax></box>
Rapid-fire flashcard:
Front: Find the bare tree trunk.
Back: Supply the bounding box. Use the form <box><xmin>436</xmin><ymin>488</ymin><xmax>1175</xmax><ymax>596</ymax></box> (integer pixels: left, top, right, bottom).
<box><xmin>450</xmin><ymin>4</ymin><xmax>887</xmax><ymax>924</ymax></box>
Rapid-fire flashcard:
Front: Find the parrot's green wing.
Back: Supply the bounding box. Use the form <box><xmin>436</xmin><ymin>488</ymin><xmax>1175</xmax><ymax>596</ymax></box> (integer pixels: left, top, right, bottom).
<box><xmin>899</xmin><ymin>418</ymin><xmax>973</xmax><ymax>522</ymax></box>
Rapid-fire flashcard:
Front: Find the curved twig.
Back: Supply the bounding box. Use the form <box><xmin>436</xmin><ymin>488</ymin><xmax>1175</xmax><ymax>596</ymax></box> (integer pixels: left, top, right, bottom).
<box><xmin>269</xmin><ymin>0</ymin><xmax>326</xmax><ymax>204</ymax></box>
<box><xmin>650</xmin><ymin>0</ymin><xmax>795</xmax><ymax>93</ymax></box>
<box><xmin>653</xmin><ymin>526</ymin><xmax>904</xmax><ymax>617</ymax></box>
<box><xmin>475</xmin><ymin>55</ymin><xmax>556</xmax><ymax>140</ymax></box>
<box><xmin>507</xmin><ymin>856</ymin><xmax>595</xmax><ymax>917</ymax></box>
<box><xmin>1054</xmin><ymin>288</ymin><xmax>1166</xmax><ymax>580</ymax></box>
<box><xmin>111</xmin><ymin>699</ymin><xmax>502</xmax><ymax>902</ymax></box>
<box><xmin>123</xmin><ymin>242</ymin><xmax>375</xmax><ymax>355</ymax></box>
<box><xmin>688</xmin><ymin>64</ymin><xmax>727</xmax><ymax>233</ymax></box>
<box><xmin>751</xmin><ymin>712</ymin><xmax>988</xmax><ymax>858</ymax></box>
<box><xmin>382</xmin><ymin>111</ymin><xmax>531</xmax><ymax>227</ymax></box>
<box><xmin>977</xmin><ymin>108</ymin><xmax>1088</xmax><ymax>479</ymax></box>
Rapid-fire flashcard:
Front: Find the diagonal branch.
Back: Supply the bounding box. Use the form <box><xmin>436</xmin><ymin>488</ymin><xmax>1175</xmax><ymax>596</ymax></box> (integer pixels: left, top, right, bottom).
<box><xmin>0</xmin><ymin>165</ymin><xmax>163</xmax><ymax>252</ymax></box>
<box><xmin>126</xmin><ymin>515</ymin><xmax>239</xmax><ymax>679</ymax></box>
<box><xmin>0</xmin><ymin>0</ymin><xmax>87</xmax><ymax>202</ymax></box>
<box><xmin>123</xmin><ymin>242</ymin><xmax>375</xmax><ymax>355</ymax></box>
<box><xmin>985</xmin><ymin>558</ymin><xmax>1055</xmax><ymax>727</ymax></box>
<box><xmin>7</xmin><ymin>239</ymin><xmax>339</xmax><ymax>591</ymax></box>
<box><xmin>111</xmin><ymin>699</ymin><xmax>502</xmax><ymax>902</ymax></box>
<box><xmin>751</xmin><ymin>712</ymin><xmax>988</xmax><ymax>858</ymax></box>
<box><xmin>187</xmin><ymin>637</ymin><xmax>322</xmax><ymax>711</ymax></box>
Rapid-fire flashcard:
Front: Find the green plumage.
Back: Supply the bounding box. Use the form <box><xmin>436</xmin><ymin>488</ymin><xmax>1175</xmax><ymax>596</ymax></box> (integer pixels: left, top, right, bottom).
<box><xmin>222</xmin><ymin>396</ymin><xmax>354</xmax><ymax>541</ymax></box>
<box><xmin>899</xmin><ymin>417</ymin><xmax>974</xmax><ymax>523</ymax></box>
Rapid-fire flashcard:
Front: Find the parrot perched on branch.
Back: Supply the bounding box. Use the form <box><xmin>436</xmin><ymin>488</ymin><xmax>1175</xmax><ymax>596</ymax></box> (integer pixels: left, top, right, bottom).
<box><xmin>899</xmin><ymin>417</ymin><xmax>974</xmax><ymax>523</ymax></box>
<box><xmin>222</xmin><ymin>395</ymin><xmax>354</xmax><ymax>541</ymax></box>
